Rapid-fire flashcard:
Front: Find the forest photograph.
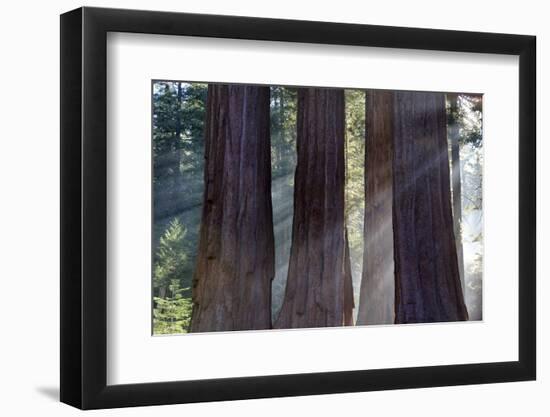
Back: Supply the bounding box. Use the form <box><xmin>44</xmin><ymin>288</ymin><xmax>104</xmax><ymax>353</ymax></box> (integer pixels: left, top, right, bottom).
<box><xmin>152</xmin><ymin>81</ymin><xmax>483</xmax><ymax>335</ymax></box>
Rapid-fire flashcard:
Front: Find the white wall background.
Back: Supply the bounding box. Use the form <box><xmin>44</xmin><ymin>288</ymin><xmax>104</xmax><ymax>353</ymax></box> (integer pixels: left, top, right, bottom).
<box><xmin>0</xmin><ymin>0</ymin><xmax>545</xmax><ymax>415</ymax></box>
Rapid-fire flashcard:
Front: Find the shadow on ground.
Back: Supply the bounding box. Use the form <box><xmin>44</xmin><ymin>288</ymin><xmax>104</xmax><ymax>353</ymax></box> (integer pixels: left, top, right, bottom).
<box><xmin>35</xmin><ymin>386</ymin><xmax>59</xmax><ymax>401</ymax></box>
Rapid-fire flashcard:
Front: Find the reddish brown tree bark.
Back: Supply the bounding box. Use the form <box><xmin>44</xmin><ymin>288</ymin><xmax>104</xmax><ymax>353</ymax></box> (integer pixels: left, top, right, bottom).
<box><xmin>275</xmin><ymin>88</ymin><xmax>349</xmax><ymax>329</ymax></box>
<box><xmin>392</xmin><ymin>91</ymin><xmax>468</xmax><ymax>323</ymax></box>
<box><xmin>191</xmin><ymin>84</ymin><xmax>274</xmax><ymax>332</ymax></box>
<box><xmin>357</xmin><ymin>90</ymin><xmax>395</xmax><ymax>326</ymax></box>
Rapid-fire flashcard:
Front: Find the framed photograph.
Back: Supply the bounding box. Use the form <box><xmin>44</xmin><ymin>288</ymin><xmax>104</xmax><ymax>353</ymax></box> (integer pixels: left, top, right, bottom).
<box><xmin>60</xmin><ymin>6</ymin><xmax>536</xmax><ymax>409</ymax></box>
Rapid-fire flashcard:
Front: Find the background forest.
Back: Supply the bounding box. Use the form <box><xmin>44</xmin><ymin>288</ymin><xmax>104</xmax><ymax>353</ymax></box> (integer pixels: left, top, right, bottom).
<box><xmin>152</xmin><ymin>81</ymin><xmax>483</xmax><ymax>335</ymax></box>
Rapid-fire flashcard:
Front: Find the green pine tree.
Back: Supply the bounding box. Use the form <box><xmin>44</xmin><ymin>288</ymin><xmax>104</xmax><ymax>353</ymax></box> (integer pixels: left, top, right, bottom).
<box><xmin>153</xmin><ymin>280</ymin><xmax>193</xmax><ymax>334</ymax></box>
<box><xmin>153</xmin><ymin>218</ymin><xmax>188</xmax><ymax>297</ymax></box>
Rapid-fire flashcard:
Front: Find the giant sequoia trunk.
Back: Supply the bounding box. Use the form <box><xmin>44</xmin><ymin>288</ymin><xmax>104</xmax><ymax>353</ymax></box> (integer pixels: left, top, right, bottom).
<box><xmin>356</xmin><ymin>91</ymin><xmax>395</xmax><ymax>326</ymax></box>
<box><xmin>392</xmin><ymin>91</ymin><xmax>468</xmax><ymax>323</ymax></box>
<box><xmin>447</xmin><ymin>93</ymin><xmax>466</xmax><ymax>295</ymax></box>
<box><xmin>275</xmin><ymin>88</ymin><xmax>348</xmax><ymax>328</ymax></box>
<box><xmin>191</xmin><ymin>85</ymin><xmax>275</xmax><ymax>332</ymax></box>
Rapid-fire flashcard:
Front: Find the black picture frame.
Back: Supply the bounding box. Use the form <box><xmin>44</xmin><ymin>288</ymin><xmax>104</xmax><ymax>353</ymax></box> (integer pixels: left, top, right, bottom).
<box><xmin>60</xmin><ymin>6</ymin><xmax>536</xmax><ymax>410</ymax></box>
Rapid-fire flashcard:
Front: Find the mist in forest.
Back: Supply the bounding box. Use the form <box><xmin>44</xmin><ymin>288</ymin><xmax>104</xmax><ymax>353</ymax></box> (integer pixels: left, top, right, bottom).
<box><xmin>151</xmin><ymin>81</ymin><xmax>483</xmax><ymax>334</ymax></box>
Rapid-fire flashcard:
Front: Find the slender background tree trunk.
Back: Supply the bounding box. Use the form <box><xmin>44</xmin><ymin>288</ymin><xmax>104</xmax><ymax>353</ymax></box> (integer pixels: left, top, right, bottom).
<box><xmin>392</xmin><ymin>91</ymin><xmax>468</xmax><ymax>323</ymax></box>
<box><xmin>357</xmin><ymin>90</ymin><xmax>395</xmax><ymax>325</ymax></box>
<box><xmin>343</xmin><ymin>228</ymin><xmax>355</xmax><ymax>326</ymax></box>
<box><xmin>275</xmin><ymin>88</ymin><xmax>349</xmax><ymax>328</ymax></box>
<box><xmin>191</xmin><ymin>84</ymin><xmax>275</xmax><ymax>332</ymax></box>
<box><xmin>447</xmin><ymin>93</ymin><xmax>466</xmax><ymax>296</ymax></box>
